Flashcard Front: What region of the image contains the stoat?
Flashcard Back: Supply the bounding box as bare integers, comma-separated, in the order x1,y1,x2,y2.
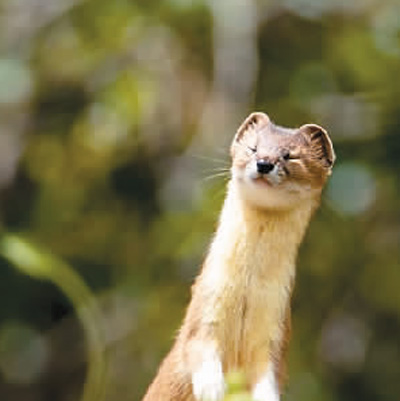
142,112,335,401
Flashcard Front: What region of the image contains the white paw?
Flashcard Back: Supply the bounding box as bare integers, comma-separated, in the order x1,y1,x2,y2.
192,358,226,401
252,365,280,401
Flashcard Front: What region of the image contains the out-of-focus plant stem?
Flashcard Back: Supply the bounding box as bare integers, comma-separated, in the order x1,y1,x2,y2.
0,234,107,401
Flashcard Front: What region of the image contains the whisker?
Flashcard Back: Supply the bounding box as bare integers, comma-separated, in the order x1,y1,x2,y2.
201,167,231,174
201,171,231,182
200,165,231,177
192,154,229,165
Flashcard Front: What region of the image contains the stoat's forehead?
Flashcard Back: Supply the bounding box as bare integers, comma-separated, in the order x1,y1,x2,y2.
256,125,306,157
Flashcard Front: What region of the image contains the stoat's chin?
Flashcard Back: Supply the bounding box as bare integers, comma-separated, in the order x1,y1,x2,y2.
232,171,314,211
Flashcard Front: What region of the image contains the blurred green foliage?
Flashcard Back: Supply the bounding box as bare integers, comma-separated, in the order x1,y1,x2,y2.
0,0,399,400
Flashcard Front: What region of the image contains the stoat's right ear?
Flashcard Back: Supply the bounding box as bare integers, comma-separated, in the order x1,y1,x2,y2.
231,112,270,157
234,112,270,143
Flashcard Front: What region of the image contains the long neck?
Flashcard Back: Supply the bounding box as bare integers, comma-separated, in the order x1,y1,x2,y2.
201,181,318,284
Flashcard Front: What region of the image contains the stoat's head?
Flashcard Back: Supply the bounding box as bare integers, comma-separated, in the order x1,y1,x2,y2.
230,112,335,210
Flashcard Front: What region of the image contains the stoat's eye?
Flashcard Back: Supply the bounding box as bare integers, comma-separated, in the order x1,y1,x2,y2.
282,151,299,161
248,146,257,153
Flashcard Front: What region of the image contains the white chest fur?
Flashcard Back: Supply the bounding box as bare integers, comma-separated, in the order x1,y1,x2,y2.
197,184,313,376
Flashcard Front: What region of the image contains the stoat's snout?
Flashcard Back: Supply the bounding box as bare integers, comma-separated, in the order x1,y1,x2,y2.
247,158,283,188
256,159,275,175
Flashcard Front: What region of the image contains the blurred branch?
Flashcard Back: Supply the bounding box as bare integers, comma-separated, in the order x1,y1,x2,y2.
207,0,258,103
0,235,107,401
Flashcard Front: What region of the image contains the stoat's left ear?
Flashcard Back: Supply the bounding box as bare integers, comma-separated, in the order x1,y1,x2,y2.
300,123,336,169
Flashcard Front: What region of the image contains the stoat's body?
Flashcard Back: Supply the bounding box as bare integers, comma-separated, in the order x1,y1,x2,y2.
142,112,335,401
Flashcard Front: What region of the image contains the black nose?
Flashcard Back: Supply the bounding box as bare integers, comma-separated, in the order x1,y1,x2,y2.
257,159,275,174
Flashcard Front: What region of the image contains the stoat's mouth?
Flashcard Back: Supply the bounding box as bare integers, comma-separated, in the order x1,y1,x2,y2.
253,176,272,187
234,169,280,189
249,172,274,187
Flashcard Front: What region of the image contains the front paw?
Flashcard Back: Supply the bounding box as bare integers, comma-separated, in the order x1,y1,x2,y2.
252,366,280,401
192,358,226,401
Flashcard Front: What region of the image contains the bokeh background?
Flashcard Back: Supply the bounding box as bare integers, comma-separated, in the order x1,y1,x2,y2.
0,0,399,400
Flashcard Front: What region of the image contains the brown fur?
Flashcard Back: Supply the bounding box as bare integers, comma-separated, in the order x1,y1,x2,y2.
142,112,335,401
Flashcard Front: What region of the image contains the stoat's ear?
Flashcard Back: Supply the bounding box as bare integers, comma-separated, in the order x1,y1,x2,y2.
234,112,270,142
300,123,335,169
